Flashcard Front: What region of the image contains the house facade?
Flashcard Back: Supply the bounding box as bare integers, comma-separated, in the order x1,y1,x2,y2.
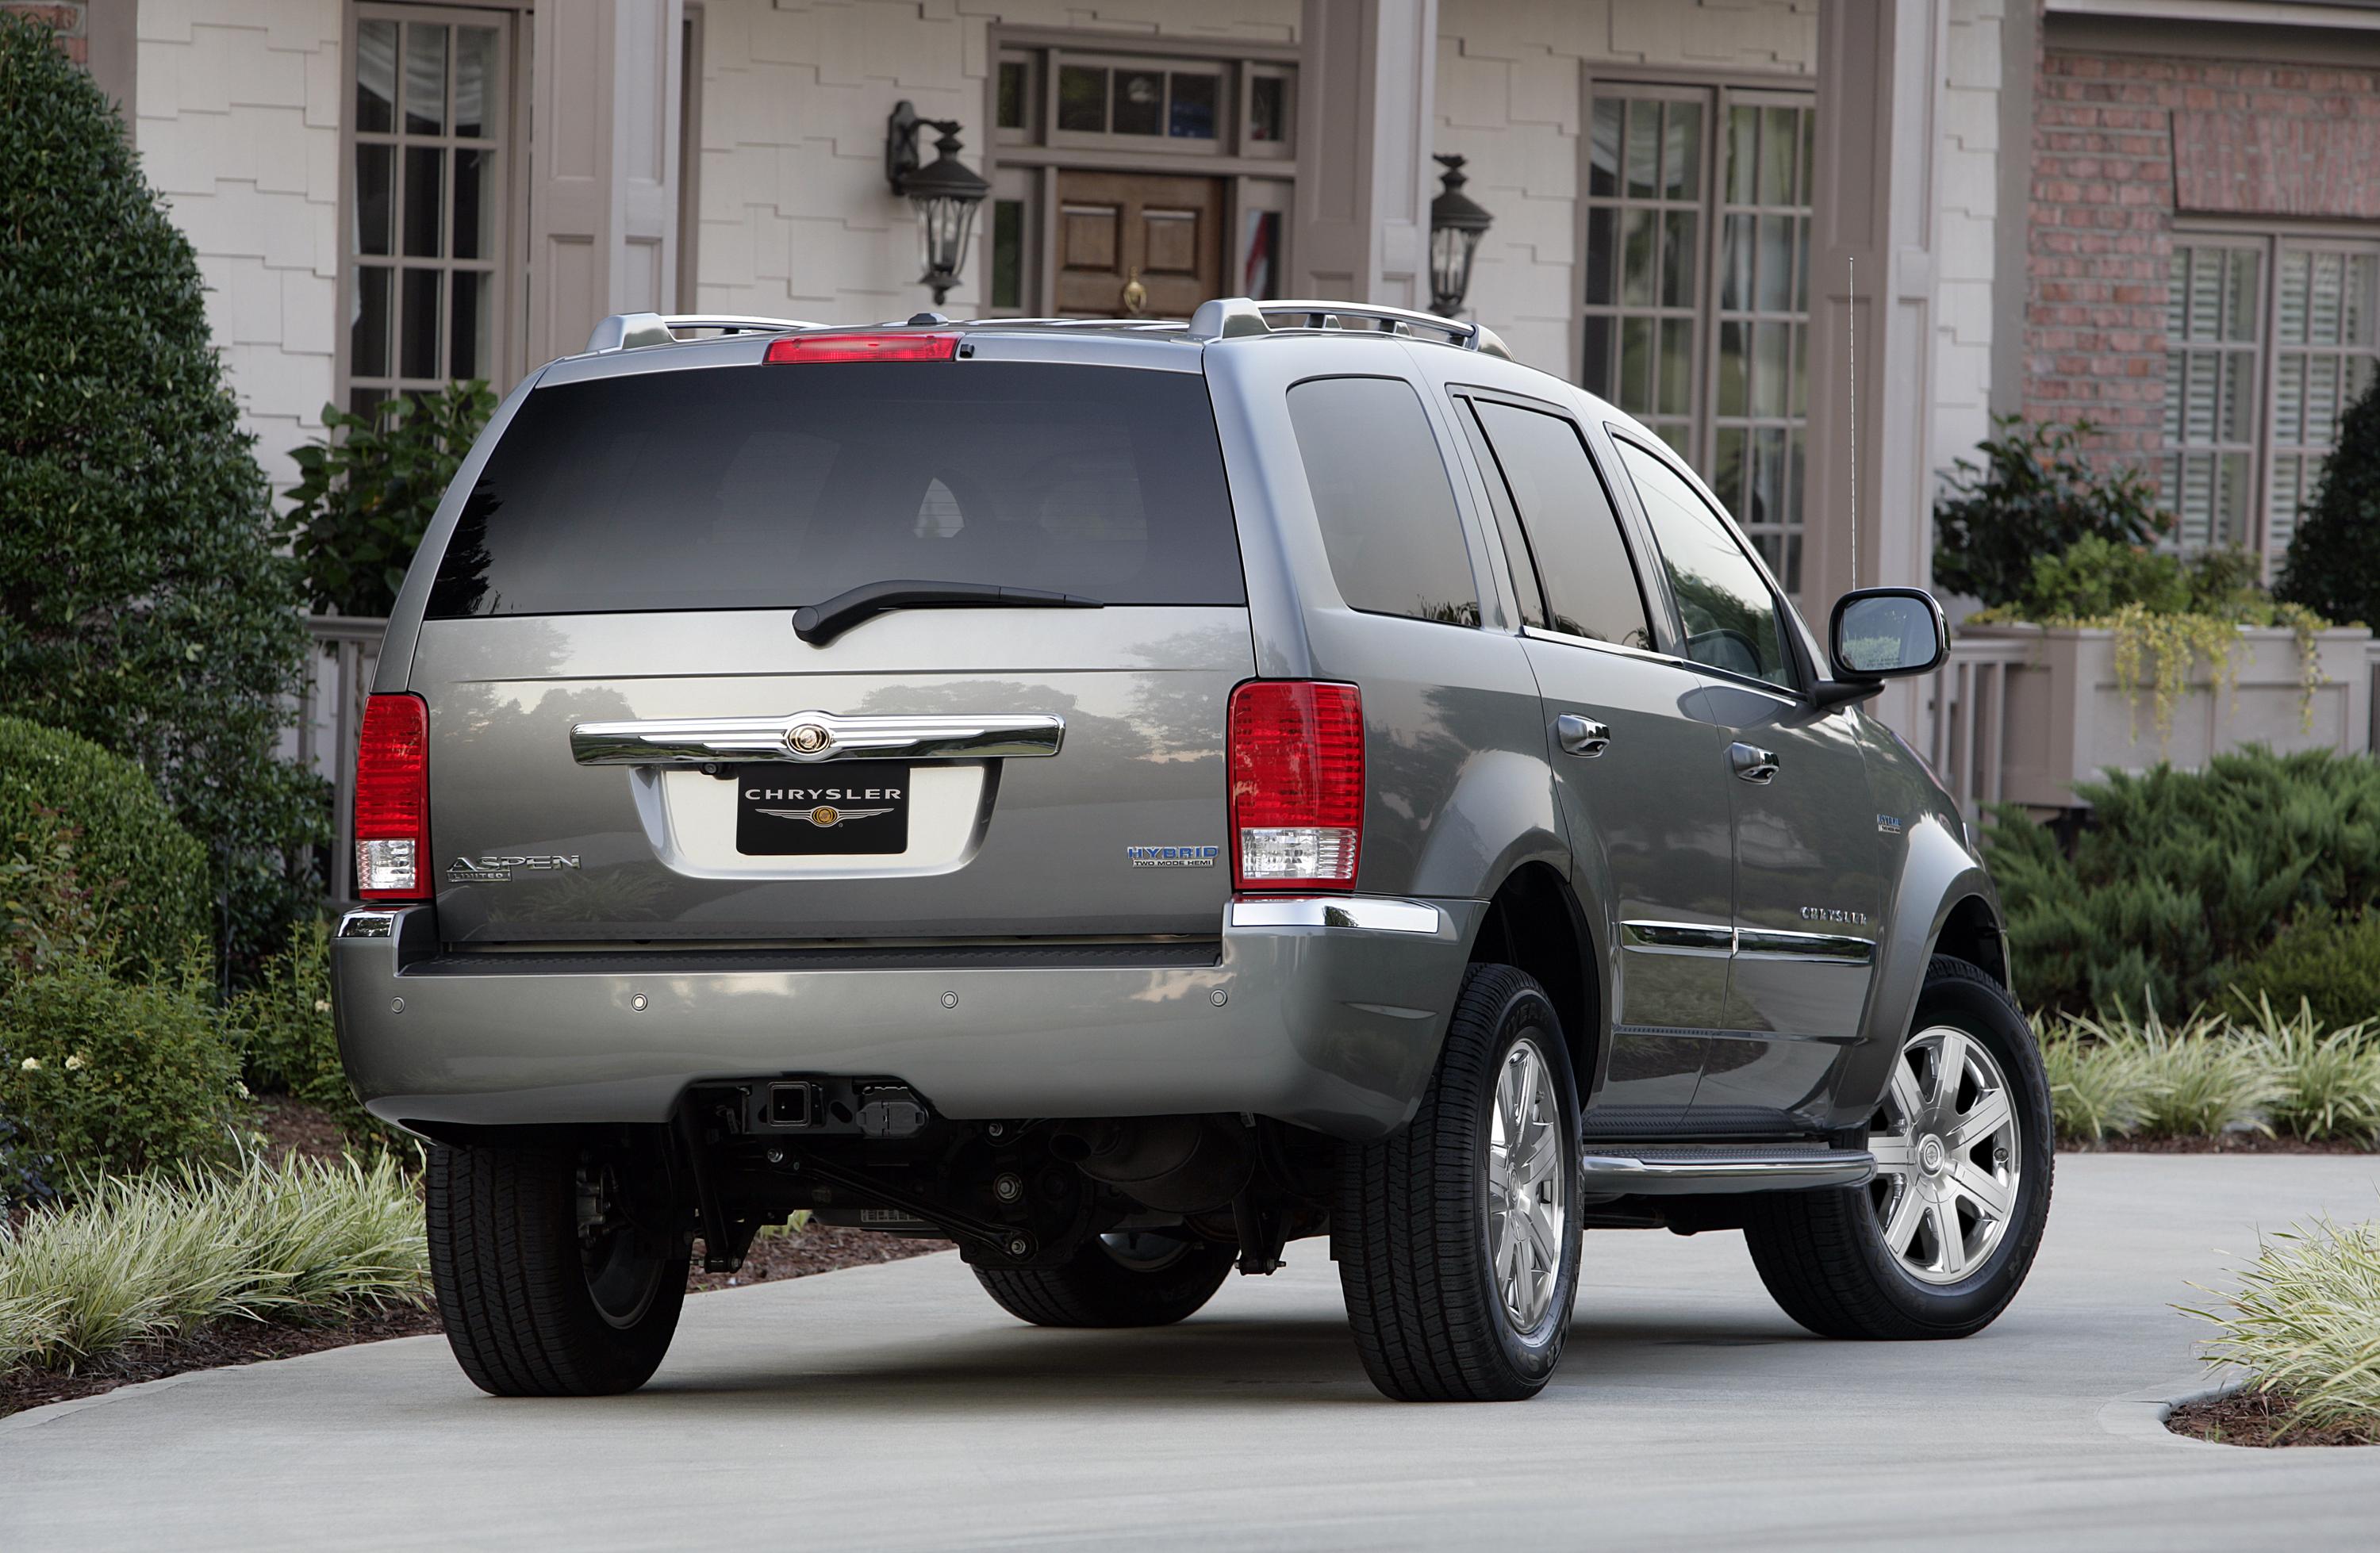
23,2,2380,681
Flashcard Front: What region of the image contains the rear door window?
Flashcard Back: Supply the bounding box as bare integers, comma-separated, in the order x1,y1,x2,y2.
426,362,1243,617
1465,400,1653,650
1286,376,1480,627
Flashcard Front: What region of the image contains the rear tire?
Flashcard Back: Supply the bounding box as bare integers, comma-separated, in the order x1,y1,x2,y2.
426,1138,689,1396
1742,955,2053,1340
1333,964,1583,1402
975,1232,1235,1327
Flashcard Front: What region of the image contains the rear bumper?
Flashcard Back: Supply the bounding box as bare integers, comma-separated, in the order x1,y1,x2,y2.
331,896,1485,1142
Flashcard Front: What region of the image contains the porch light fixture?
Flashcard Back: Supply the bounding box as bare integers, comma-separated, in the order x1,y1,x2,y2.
1428,155,1495,318
885,100,992,305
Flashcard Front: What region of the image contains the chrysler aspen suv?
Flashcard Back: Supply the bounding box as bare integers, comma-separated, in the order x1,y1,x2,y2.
333,299,2052,1403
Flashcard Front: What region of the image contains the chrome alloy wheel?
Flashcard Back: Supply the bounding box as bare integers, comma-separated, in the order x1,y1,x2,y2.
1868,1025,2022,1286
1487,1036,1567,1329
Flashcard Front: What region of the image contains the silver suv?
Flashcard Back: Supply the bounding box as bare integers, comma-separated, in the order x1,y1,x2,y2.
334,298,2052,1404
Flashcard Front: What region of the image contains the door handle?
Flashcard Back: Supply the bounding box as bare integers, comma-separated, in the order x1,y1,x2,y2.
1557,715,1612,758
1729,742,1779,784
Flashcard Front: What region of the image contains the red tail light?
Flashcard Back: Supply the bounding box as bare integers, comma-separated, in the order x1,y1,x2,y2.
355,692,430,900
1227,681,1364,892
765,332,961,364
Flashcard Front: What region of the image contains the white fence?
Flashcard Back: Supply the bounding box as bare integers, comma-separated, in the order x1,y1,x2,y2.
287,615,386,902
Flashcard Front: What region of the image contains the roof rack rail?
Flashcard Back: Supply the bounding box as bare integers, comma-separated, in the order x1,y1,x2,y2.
1184,297,1513,360
584,312,823,354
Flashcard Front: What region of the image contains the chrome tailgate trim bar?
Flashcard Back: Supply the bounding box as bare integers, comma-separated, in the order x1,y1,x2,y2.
570,710,1065,765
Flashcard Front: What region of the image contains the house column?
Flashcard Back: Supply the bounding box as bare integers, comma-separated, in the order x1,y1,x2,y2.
1802,0,1949,734
527,0,683,367
1292,0,1437,308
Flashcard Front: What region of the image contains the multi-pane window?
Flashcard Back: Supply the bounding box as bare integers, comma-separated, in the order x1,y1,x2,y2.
2163,236,2380,562
1582,86,1814,589
347,7,510,417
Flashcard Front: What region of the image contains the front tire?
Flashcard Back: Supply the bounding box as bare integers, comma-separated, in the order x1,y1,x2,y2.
975,1232,1236,1328
1743,955,2054,1339
426,1137,689,1396
1334,964,1583,1402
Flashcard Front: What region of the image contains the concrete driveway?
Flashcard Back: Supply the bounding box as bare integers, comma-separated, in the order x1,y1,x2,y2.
4,1154,2378,1550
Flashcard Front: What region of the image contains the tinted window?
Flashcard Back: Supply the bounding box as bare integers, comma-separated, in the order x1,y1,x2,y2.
1614,439,1794,688
1453,401,1546,630
426,362,1243,617
1468,401,1653,650
1287,377,1480,626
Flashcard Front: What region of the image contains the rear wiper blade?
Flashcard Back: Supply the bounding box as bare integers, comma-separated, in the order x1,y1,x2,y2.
793,579,1103,646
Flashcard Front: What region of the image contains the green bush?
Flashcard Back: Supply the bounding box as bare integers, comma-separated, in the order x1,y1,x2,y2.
0,961,245,1178
1985,748,2380,1017
227,920,387,1146
1996,535,2274,624
2276,367,2380,629
0,16,326,980
2225,915,2380,1033
1933,417,2172,609
0,718,206,980
0,1149,427,1372
280,382,497,618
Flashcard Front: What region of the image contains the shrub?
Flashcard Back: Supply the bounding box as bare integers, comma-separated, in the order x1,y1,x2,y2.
0,16,327,980
0,1149,428,1372
227,920,388,1146
0,718,206,980
0,961,245,1177
2276,367,2380,629
2225,914,2380,1033
1984,747,2380,1017
1933,417,2171,608
279,382,497,619
2187,1217,2380,1440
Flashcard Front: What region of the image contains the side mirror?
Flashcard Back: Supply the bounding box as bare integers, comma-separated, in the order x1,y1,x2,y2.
1829,587,1948,680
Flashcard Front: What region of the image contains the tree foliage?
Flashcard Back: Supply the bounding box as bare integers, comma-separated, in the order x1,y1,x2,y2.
0,16,325,975
1933,417,2171,608
2276,366,2380,628
280,382,496,618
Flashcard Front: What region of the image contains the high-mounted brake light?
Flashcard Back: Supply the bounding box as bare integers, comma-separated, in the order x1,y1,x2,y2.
355,693,431,900
764,332,961,364
1227,681,1364,892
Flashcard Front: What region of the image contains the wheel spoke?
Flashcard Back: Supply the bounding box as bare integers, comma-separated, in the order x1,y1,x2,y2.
1947,1087,2013,1151
1887,1060,1925,1129
1929,1198,1967,1278
1931,1030,1968,1118
1950,1160,2015,1221
1868,1132,1918,1172
1880,1181,1925,1255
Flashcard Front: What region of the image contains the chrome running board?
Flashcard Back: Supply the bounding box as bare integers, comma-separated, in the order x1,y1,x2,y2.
1578,1143,1875,1195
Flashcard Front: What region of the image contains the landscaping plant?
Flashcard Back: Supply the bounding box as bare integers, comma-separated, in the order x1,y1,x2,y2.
0,1149,428,1372
1933,416,2171,609
280,381,497,619
0,16,326,980
2238,995,2380,1144
0,718,207,981
228,920,392,1148
1984,748,2380,1018
2187,1218,2380,1441
0,960,246,1179
2225,914,2380,1033
2275,366,2380,631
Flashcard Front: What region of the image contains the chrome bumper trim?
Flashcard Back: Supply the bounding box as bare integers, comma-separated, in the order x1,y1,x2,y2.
337,910,401,939
1226,895,1445,935
569,710,1065,766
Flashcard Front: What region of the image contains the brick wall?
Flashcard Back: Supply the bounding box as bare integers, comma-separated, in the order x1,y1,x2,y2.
2025,46,2380,464
2,2,83,62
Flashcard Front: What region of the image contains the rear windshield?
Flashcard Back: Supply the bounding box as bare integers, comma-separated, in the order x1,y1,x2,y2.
425,361,1244,618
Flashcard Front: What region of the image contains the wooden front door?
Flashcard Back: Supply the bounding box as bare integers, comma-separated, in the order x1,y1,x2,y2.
1054,171,1225,320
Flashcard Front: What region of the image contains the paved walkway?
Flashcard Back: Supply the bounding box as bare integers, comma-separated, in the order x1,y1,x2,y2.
5,1155,2378,1550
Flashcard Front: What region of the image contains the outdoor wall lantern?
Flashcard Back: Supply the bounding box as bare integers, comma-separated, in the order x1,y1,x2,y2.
1428,155,1495,318
885,100,992,305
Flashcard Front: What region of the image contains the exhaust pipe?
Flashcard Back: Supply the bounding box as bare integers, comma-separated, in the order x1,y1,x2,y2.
1050,1117,1251,1214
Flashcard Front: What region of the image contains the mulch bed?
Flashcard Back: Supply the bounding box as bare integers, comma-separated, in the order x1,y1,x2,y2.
2062,1134,2377,1155
2167,1389,2380,1448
